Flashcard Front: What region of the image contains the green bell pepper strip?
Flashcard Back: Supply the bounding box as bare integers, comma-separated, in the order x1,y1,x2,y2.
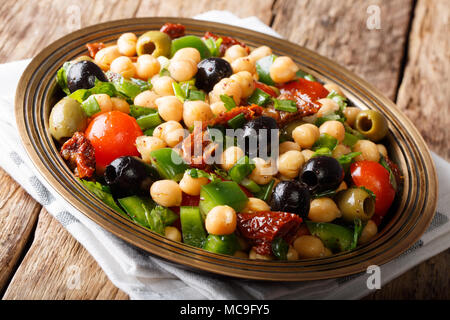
136,112,163,130
272,237,289,260
255,55,276,85
150,148,188,182
228,156,255,183
254,179,275,202
199,181,249,216
342,132,360,147
187,89,205,101
304,74,316,82
151,205,179,227
315,112,346,127
180,206,207,248
337,151,362,172
312,147,333,158
312,133,338,151
109,73,144,99
203,37,223,57
144,127,155,136
130,104,157,118
344,123,366,140
247,88,272,106
239,178,261,194
306,221,354,253
80,95,101,117
171,35,211,60
227,113,246,129
203,234,239,255
118,195,155,229
220,94,236,111
79,179,126,217
273,99,297,113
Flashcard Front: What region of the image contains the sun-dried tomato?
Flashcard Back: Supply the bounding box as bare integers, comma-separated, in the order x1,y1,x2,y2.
209,105,263,127
385,156,403,189
85,42,105,58
160,22,186,39
60,132,96,178
203,31,250,56
237,211,302,255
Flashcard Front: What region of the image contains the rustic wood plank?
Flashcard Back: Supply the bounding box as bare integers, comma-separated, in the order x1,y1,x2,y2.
0,169,41,293
396,0,450,160
0,0,273,64
271,0,413,101
2,209,128,300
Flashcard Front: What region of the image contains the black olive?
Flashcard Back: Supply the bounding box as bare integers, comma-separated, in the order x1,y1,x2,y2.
299,156,344,193
241,116,278,159
104,156,158,198
67,60,108,93
270,180,311,218
195,58,233,92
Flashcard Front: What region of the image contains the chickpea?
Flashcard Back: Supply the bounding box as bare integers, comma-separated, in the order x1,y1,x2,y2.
279,141,301,155
205,205,237,235
150,180,182,207
353,140,380,162
155,96,183,122
319,120,345,142
224,45,248,63
231,57,256,75
293,235,326,259
151,75,176,96
117,32,137,56
358,220,378,244
301,149,315,162
324,83,345,97
110,56,136,78
249,158,274,185
164,126,186,148
332,144,351,159
377,144,388,158
209,78,242,105
168,59,197,82
292,124,320,149
183,100,213,128
317,98,339,117
220,146,245,171
90,94,113,113
241,197,270,213
230,71,255,98
135,54,160,80
164,226,182,242
287,246,299,261
249,248,273,260
111,97,130,113
94,45,121,71
134,90,159,109
277,150,305,179
172,48,201,64
343,107,360,127
269,56,298,83
233,251,249,259
323,247,333,257
210,101,227,116
179,171,209,196
308,198,342,223
135,136,166,162
249,45,272,63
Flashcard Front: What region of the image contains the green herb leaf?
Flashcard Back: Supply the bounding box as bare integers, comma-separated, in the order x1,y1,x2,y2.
272,237,289,260
173,82,187,102
56,62,72,95
337,151,362,172
78,179,126,217
273,99,297,112
349,218,364,250
312,147,333,158
304,74,316,82
379,155,398,191
220,94,236,111
313,189,337,199
187,168,221,183
359,186,376,200
327,90,347,112
187,89,206,101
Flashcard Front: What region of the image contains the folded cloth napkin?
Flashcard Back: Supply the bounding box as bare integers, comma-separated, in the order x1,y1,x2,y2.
0,11,449,300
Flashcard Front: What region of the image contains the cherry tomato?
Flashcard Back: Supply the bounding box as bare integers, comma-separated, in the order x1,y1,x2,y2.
85,111,143,170
350,161,396,223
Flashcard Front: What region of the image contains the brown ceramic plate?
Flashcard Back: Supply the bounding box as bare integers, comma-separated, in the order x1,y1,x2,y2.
15,17,437,281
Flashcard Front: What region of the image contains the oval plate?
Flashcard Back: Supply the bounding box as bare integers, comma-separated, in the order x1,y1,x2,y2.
15,17,437,281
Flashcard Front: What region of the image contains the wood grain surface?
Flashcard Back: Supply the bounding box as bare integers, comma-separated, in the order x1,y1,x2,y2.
0,0,448,300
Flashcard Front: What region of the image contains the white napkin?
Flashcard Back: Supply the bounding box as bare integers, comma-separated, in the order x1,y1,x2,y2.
1,11,449,300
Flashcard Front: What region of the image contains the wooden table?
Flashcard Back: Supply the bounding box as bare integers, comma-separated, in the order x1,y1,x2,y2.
0,0,448,300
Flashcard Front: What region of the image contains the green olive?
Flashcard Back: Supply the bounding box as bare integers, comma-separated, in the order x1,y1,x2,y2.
49,97,88,141
73,55,94,63
280,119,306,142
336,187,375,222
354,110,388,142
136,31,171,57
